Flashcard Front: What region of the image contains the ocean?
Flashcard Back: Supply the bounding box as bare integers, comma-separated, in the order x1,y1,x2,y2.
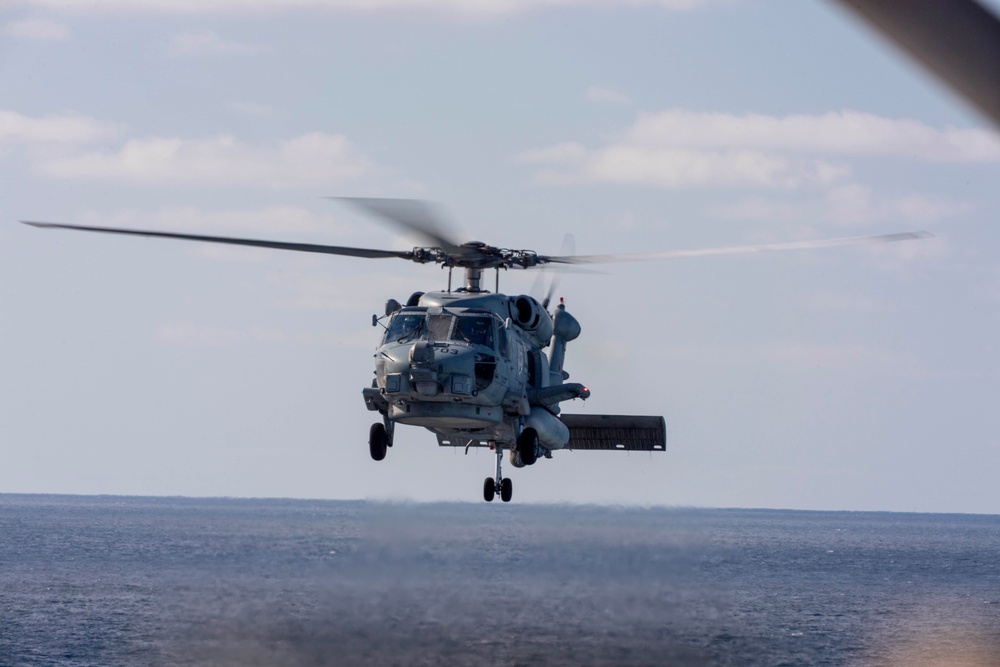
1,495,998,666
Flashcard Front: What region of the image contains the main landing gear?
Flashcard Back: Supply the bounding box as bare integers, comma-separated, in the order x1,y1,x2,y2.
483,446,513,503
369,418,393,461
517,427,538,466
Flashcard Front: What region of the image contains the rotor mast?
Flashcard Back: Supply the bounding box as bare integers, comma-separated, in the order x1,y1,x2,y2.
464,267,484,292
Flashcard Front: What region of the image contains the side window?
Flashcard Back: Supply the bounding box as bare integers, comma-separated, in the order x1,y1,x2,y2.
497,321,508,358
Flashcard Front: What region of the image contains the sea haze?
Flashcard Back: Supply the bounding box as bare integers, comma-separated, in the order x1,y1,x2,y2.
1,495,998,666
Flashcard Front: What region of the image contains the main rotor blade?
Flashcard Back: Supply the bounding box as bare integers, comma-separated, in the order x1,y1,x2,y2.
830,0,1000,127
548,231,933,264
20,221,411,260
541,233,575,308
332,197,464,250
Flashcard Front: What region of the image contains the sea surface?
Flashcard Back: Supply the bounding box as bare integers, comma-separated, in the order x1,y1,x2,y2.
1,495,999,666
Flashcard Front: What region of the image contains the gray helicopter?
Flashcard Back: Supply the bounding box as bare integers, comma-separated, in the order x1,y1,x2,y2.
22,198,930,502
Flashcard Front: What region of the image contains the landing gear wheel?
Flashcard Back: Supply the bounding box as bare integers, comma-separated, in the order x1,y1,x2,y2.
369,422,388,461
483,477,496,502
500,477,513,503
517,427,538,466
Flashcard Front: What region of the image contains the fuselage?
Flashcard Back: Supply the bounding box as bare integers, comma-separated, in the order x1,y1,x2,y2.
363,287,587,454
372,291,531,444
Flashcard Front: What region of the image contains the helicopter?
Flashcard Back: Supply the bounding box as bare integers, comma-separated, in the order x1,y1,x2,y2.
22,198,930,502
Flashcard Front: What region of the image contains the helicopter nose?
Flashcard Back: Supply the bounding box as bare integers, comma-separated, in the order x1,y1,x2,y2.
405,342,480,398
409,340,435,365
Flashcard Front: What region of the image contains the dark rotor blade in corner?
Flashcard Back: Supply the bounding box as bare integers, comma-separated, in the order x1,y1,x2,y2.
331,197,464,250
20,221,412,260
546,231,933,264
830,0,1000,127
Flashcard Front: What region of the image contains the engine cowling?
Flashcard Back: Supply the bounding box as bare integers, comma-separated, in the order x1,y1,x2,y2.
509,295,553,348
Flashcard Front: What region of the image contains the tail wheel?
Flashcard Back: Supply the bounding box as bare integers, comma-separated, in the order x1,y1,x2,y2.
500,477,513,503
483,477,496,502
517,427,538,466
369,423,388,461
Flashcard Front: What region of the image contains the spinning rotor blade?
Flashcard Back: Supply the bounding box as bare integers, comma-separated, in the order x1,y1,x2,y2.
332,197,465,251
540,233,575,308
547,231,933,264
830,0,1000,127
20,221,411,260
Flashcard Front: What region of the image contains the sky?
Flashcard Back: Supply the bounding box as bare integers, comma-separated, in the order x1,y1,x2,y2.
2,0,999,513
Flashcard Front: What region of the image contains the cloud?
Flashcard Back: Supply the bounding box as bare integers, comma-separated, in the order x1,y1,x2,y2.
168,29,265,56
824,184,970,226
0,110,117,146
2,17,70,39
18,0,712,16
38,132,373,188
709,196,802,221
586,86,631,106
3,110,373,189
622,109,1000,161
515,109,1000,190
517,142,850,189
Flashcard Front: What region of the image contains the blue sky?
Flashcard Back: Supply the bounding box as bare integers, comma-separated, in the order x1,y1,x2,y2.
2,0,999,512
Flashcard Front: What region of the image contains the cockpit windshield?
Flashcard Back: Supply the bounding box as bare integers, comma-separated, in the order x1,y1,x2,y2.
425,314,454,341
384,310,496,349
451,315,494,348
384,311,425,344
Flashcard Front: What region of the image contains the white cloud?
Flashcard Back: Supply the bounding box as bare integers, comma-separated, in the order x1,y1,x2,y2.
38,132,373,188
824,184,969,226
623,109,1000,161
0,110,117,146
168,29,264,56
3,110,373,190
19,0,711,16
709,196,802,221
586,86,631,106
2,17,70,39
586,146,849,189
516,109,1000,191
518,143,850,189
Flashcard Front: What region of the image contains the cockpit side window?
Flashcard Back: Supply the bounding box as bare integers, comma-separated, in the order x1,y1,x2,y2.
452,315,494,348
384,312,425,344
497,321,508,357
